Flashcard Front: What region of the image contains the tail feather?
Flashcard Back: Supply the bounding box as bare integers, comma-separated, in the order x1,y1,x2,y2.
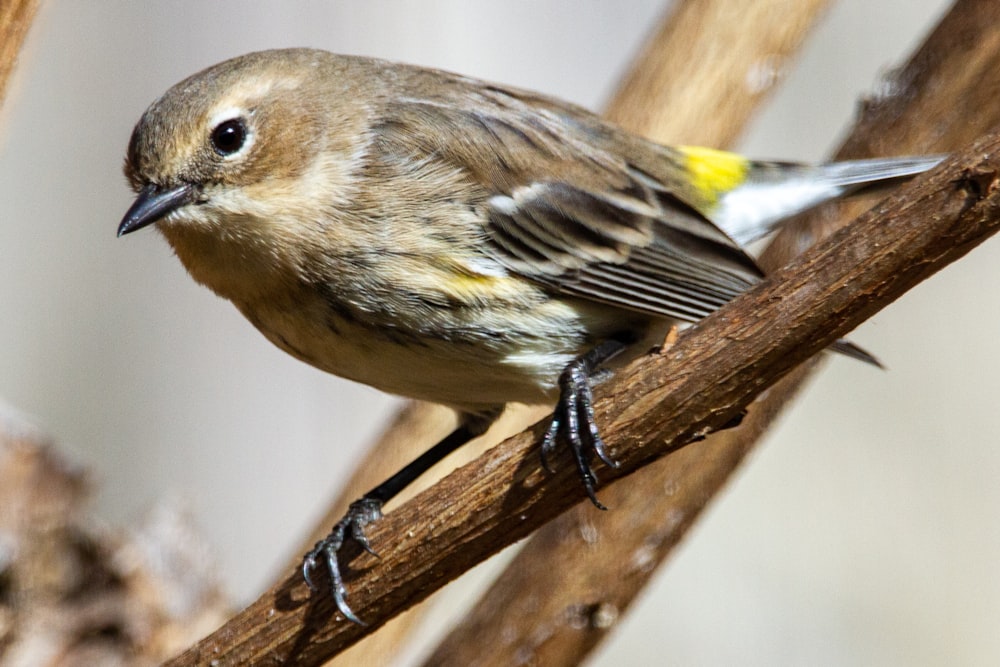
830,338,883,368
819,154,945,189
713,154,944,245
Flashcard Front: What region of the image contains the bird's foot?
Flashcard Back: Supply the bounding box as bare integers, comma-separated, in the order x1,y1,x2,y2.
540,339,627,510
302,497,383,625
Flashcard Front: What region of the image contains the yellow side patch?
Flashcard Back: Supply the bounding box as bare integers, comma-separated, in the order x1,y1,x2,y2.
436,259,513,304
678,146,750,205
446,271,499,295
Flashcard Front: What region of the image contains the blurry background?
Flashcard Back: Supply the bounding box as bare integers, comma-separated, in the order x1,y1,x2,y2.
2,1,996,664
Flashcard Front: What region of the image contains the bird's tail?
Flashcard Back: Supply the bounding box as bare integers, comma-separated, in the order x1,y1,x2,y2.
830,338,882,368
706,153,944,245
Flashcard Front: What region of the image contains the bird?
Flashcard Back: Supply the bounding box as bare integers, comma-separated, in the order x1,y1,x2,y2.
118,47,941,623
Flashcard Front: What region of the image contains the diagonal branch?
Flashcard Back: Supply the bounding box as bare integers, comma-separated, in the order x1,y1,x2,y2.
604,0,832,143
164,125,1000,665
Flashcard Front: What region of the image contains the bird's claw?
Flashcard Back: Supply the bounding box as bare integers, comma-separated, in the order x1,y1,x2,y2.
542,350,622,510
302,497,384,625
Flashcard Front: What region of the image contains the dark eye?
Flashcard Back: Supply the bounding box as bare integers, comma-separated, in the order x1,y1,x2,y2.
210,118,247,156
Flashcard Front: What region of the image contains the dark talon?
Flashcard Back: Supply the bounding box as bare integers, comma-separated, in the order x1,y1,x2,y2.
301,497,384,625
542,338,629,509
583,391,618,469
540,416,560,473
300,419,494,622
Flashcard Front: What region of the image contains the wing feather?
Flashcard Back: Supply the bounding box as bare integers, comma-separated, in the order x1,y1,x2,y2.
373,79,765,323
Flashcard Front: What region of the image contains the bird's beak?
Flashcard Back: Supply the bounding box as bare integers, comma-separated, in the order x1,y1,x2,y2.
117,183,196,237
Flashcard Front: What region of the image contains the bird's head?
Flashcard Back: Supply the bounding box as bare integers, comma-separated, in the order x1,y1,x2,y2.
119,48,371,295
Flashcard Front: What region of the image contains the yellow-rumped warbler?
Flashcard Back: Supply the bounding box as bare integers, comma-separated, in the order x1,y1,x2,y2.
118,48,940,622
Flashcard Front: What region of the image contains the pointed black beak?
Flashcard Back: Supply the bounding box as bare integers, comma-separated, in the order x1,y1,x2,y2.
117,183,196,237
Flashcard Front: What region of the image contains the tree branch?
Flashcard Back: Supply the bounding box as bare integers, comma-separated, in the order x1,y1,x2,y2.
163,129,1000,667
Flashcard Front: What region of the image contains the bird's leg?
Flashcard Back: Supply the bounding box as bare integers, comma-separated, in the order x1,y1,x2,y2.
302,413,495,624
541,337,630,510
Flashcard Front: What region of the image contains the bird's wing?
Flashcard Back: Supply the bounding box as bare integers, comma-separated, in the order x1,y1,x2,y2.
373,78,763,323
483,175,762,322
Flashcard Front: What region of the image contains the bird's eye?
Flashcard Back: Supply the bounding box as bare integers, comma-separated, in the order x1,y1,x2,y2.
210,118,247,156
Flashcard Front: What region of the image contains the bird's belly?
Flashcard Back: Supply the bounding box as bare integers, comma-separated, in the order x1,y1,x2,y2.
235,292,603,411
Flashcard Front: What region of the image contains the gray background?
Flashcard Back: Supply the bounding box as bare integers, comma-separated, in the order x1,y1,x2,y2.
2,1,996,664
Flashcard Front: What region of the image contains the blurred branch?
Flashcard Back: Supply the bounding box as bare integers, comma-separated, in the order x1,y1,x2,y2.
0,406,231,664
0,0,38,112
163,111,1000,667
425,0,1000,663
604,0,832,144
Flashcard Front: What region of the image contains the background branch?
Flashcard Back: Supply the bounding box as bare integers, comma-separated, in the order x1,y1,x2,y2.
0,0,38,113
164,103,1000,667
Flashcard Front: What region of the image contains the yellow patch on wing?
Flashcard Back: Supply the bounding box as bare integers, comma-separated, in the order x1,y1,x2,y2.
678,146,750,205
